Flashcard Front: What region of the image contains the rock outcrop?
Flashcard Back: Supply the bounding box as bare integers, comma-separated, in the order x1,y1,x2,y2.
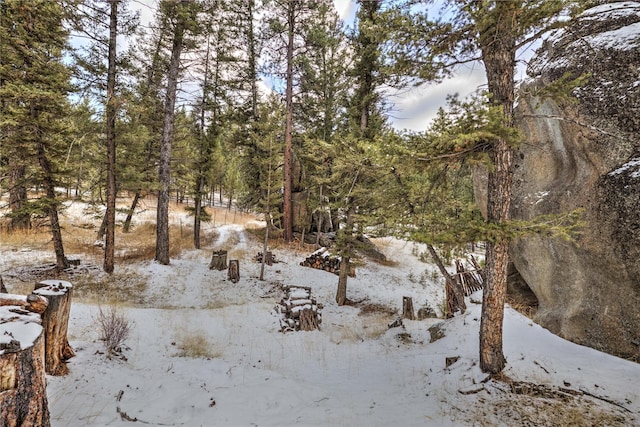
510,1,640,359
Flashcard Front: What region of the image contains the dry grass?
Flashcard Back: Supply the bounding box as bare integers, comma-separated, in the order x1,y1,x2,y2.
172,329,221,359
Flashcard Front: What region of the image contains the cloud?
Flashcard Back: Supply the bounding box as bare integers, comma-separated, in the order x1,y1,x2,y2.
387,65,487,132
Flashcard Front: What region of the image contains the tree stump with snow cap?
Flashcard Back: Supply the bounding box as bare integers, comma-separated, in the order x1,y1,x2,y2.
33,279,75,376
0,293,51,427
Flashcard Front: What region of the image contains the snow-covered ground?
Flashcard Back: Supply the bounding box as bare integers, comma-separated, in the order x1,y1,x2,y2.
2,201,639,426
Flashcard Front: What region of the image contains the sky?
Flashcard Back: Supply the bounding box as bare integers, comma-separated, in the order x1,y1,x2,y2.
126,0,489,133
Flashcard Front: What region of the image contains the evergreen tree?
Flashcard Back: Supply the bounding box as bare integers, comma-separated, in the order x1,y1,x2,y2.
384,0,584,373
0,0,75,269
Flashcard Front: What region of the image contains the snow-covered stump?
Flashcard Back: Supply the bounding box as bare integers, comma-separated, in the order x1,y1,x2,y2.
276,285,322,332
0,293,51,427
33,280,75,376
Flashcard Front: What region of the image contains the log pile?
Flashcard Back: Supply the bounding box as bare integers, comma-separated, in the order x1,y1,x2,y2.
0,293,51,426
275,285,322,332
300,247,355,277
454,258,484,296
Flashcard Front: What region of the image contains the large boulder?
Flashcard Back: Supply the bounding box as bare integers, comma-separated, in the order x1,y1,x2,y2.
510,1,640,359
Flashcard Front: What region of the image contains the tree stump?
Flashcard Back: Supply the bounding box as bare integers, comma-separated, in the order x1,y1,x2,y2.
33,280,75,376
264,251,274,266
0,293,51,427
209,250,228,271
228,260,240,283
402,296,415,320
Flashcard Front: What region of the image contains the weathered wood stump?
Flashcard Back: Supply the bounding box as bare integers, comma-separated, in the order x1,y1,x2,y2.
0,293,51,427
209,250,228,271
228,260,240,283
402,296,415,320
33,280,75,376
254,251,275,266
0,276,7,293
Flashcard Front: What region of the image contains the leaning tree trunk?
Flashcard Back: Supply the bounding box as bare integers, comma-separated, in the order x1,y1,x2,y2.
37,140,68,271
478,1,517,375
426,244,466,316
0,293,51,427
33,280,75,376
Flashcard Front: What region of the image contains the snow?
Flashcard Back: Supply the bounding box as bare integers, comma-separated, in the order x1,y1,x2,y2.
609,157,640,178
0,297,43,354
2,202,639,425
34,279,73,296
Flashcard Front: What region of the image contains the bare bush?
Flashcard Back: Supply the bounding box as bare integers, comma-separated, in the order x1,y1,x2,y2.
97,305,132,357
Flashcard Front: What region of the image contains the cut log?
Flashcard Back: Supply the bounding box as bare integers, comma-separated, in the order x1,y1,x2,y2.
228,260,240,283
33,280,75,376
209,250,228,271
0,293,48,315
0,299,51,427
402,296,415,320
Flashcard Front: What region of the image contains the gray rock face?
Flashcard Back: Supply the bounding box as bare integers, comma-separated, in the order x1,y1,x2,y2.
511,1,640,359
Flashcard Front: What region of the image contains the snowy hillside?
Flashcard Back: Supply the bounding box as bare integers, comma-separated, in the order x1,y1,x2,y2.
1,201,639,426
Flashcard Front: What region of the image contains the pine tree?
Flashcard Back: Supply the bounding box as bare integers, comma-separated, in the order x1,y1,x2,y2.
384,0,584,373
0,0,75,269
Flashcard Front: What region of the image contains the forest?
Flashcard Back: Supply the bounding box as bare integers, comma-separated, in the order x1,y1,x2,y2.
4,1,628,424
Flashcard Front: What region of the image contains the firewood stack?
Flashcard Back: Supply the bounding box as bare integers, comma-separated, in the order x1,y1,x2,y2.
454,258,484,296
300,247,354,277
275,285,322,332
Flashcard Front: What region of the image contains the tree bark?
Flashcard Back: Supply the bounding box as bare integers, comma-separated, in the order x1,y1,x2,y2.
33,280,75,376
156,4,187,265
0,296,50,427
282,0,295,242
208,250,227,271
36,139,68,271
336,206,354,306
228,260,240,283
104,0,118,274
478,1,517,375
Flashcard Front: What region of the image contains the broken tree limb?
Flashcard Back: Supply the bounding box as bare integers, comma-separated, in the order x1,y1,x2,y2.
427,244,466,316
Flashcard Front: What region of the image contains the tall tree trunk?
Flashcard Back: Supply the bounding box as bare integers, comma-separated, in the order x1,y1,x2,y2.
478,1,517,375
336,205,354,306
37,141,68,271
156,9,186,265
104,0,118,273
282,0,295,242
194,35,211,250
